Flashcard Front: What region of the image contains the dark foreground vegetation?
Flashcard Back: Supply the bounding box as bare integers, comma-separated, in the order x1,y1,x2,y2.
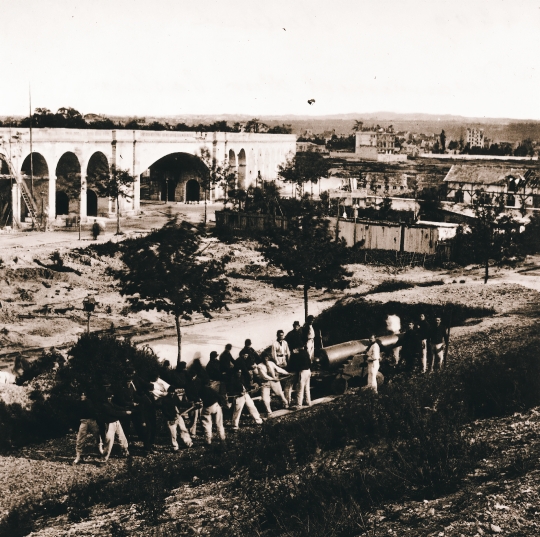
2,314,540,535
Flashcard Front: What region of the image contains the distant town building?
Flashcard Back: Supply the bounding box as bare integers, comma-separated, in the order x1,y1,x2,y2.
296,141,328,153
466,128,485,148
444,165,540,210
355,125,396,160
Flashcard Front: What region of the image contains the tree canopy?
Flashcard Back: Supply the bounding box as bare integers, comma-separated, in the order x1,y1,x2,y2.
278,152,331,197
455,189,523,283
88,166,136,234
260,213,350,320
118,220,229,362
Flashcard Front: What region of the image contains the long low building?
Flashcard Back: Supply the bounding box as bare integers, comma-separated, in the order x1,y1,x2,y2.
0,128,296,226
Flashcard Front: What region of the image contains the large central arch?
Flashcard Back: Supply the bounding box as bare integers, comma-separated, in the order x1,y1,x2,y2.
141,152,208,203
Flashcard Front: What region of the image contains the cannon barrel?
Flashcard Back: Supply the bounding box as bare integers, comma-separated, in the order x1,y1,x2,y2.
316,332,406,370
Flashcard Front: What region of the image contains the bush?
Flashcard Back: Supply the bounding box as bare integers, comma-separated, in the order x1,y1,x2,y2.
65,333,161,395
16,348,65,385
316,299,493,346
0,335,161,452
367,280,415,294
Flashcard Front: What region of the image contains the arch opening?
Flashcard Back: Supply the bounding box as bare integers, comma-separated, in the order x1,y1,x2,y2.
56,191,70,215
55,152,81,217
20,152,50,221
140,152,208,203
186,179,201,202
87,189,98,217
87,152,110,217
238,149,246,189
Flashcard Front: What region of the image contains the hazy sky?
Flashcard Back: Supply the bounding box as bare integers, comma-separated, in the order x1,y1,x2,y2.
1,0,539,119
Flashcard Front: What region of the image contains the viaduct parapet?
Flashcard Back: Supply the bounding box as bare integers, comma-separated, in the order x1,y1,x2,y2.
0,128,296,225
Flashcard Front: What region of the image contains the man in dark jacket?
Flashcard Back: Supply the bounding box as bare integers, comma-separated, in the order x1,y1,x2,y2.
96,390,132,462
431,317,449,371
167,361,189,389
73,392,104,465
286,345,312,408
114,370,144,444
400,321,422,373
161,386,195,450
197,381,229,445
285,321,304,354
206,351,221,392
219,344,235,373
229,355,263,430
239,339,260,365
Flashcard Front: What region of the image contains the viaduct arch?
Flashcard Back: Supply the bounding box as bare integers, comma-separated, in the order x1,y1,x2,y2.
0,129,296,226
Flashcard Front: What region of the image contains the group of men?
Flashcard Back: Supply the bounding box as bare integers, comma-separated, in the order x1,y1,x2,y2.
361,314,449,394
398,314,449,374
73,317,318,464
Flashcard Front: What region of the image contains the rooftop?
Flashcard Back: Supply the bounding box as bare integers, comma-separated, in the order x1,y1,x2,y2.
443,165,529,185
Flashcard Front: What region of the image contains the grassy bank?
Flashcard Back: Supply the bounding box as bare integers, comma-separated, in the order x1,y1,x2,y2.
2,321,540,536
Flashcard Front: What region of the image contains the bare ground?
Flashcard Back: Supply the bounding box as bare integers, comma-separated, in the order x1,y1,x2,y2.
2,210,540,535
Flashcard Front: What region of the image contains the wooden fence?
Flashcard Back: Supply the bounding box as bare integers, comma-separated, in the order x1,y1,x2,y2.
215,211,288,231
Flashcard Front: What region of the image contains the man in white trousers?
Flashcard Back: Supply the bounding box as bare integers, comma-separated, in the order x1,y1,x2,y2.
366,334,380,393
254,355,290,414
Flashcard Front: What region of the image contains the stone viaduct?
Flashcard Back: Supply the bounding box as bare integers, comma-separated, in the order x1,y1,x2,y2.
0,128,296,225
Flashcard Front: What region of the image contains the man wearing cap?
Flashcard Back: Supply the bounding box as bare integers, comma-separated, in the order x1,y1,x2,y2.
271,330,290,368
239,339,260,365
285,321,304,354
161,386,194,451
286,345,312,408
219,343,236,392
303,316,316,361
206,351,222,392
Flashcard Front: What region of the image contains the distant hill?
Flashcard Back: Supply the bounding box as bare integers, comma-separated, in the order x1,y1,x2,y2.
132,112,540,142
2,111,539,142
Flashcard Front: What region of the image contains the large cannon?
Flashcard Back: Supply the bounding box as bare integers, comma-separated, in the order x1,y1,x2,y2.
313,332,406,394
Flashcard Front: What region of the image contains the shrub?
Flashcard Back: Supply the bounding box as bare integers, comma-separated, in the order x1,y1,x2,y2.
65,333,161,395
367,280,415,294
0,335,161,452
16,348,65,385
317,299,493,346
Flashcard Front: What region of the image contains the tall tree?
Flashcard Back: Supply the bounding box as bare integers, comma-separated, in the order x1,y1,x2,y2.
260,213,350,320
352,120,364,132
118,220,229,362
267,124,293,134
244,118,269,133
468,189,512,284
198,148,238,221
440,130,446,153
278,152,330,198
89,166,136,235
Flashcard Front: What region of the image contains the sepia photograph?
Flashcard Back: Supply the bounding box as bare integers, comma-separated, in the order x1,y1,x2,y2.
1,0,540,535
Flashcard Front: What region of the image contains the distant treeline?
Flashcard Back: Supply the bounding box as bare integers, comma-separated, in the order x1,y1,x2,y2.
0,108,293,134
